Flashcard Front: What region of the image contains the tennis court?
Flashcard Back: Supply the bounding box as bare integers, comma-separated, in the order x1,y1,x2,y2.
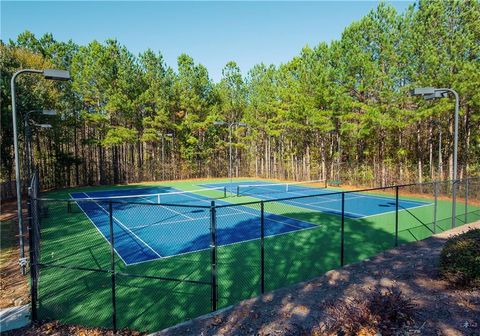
201,181,431,218
69,186,317,265
33,177,479,333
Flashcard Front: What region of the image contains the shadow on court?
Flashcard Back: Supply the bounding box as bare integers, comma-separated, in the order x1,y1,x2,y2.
33,188,480,333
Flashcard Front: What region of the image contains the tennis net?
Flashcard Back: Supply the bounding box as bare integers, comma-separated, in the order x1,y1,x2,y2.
67,186,227,212
236,180,327,196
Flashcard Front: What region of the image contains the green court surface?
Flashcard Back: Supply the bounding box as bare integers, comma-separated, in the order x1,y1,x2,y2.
35,179,480,333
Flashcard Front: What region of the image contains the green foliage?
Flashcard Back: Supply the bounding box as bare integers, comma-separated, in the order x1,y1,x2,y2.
103,127,138,147
1,1,479,185
440,229,480,288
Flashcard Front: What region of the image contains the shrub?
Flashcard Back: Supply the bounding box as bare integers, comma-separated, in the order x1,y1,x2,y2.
439,228,480,288
324,287,416,336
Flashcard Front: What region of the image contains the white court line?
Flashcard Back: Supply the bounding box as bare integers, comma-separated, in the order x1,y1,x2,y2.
162,190,316,231
72,190,318,267
125,218,321,266
138,196,195,220
79,192,162,258
125,193,321,266
284,199,367,217
360,203,434,219
241,187,430,219
300,194,362,206
68,193,129,266
72,188,326,266
131,213,224,230
218,202,317,230
286,197,433,219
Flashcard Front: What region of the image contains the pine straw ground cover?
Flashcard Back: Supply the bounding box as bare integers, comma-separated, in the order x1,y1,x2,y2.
1,321,144,336
153,222,480,336
0,201,29,308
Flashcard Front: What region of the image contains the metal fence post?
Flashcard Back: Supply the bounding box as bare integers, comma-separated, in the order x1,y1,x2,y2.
452,179,457,228
395,186,399,247
27,187,37,321
340,193,345,267
260,201,265,294
108,202,117,332
210,201,218,311
433,181,438,233
464,178,469,224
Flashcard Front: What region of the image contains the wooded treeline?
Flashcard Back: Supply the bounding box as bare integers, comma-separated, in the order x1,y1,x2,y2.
1,0,479,191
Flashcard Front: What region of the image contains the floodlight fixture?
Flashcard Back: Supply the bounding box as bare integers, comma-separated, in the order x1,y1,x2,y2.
43,69,71,81
411,87,436,96
410,86,460,229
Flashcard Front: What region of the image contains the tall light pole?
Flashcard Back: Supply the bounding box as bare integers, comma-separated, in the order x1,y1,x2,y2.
24,110,57,183
411,87,460,228
11,69,70,274
213,121,247,191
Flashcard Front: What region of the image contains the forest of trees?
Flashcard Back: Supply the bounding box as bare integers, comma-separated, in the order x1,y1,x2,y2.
1,0,479,192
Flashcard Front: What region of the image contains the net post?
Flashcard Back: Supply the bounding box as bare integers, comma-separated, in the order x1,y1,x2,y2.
108,201,117,332
157,194,161,204
27,186,38,321
67,200,71,213
452,179,457,228
340,192,345,267
260,201,265,294
464,178,469,224
210,200,218,311
223,186,227,198
395,186,399,247
236,185,240,197
433,181,438,233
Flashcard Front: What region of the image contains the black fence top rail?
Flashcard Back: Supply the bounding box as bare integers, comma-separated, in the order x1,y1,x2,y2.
35,177,479,209
37,262,211,286
37,197,213,209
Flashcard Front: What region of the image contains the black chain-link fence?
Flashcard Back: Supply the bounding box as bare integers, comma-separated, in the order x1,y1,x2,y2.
28,177,480,333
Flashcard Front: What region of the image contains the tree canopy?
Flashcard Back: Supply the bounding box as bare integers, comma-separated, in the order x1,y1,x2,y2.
1,0,479,189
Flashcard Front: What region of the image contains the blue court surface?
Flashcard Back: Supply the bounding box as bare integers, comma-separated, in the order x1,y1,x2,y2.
201,181,431,219
70,187,316,265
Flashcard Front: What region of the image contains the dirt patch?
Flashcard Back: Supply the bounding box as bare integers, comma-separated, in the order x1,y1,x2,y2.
0,200,29,309
154,222,480,336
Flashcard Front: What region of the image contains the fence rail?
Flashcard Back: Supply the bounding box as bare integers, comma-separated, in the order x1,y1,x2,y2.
28,176,480,333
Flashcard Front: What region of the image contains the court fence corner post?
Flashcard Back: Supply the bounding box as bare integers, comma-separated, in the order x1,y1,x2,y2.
340,192,345,267
27,187,38,321
108,201,117,333
260,201,265,294
433,181,439,233
395,186,399,247
210,201,218,311
464,178,469,224
452,179,457,229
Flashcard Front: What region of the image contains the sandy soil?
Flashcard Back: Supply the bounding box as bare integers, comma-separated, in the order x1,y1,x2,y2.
0,201,29,309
